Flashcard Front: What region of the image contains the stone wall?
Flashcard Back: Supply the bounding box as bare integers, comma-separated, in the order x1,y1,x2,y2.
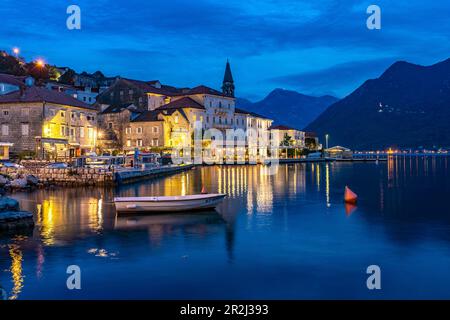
0,167,114,186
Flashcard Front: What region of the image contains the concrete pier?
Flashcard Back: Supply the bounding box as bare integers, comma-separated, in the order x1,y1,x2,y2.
114,164,195,185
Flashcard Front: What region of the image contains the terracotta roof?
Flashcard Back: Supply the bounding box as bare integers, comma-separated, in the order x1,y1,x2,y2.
270,125,301,131
122,78,181,96
0,85,95,109
0,73,25,87
305,132,317,138
187,85,225,96
100,103,140,114
234,107,271,120
157,97,205,110
132,110,162,122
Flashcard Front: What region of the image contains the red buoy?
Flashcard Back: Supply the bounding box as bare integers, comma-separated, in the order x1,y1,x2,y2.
344,186,358,204
201,186,208,194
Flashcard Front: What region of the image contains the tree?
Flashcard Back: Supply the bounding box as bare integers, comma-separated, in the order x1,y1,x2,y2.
0,54,27,76
281,133,293,147
25,62,51,85
58,68,76,85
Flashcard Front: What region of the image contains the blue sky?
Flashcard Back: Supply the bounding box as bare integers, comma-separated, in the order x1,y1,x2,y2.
1,0,450,100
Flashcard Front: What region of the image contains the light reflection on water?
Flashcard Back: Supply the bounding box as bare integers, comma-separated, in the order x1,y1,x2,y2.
0,155,449,299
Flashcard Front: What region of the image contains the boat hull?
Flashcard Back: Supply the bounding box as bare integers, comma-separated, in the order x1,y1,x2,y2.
114,194,226,213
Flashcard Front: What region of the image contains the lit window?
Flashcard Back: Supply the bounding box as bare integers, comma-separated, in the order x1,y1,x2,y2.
174,115,179,124
126,127,131,134
136,139,143,147
80,127,85,138
126,140,131,147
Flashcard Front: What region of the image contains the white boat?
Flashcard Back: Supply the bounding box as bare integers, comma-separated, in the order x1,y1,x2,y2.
114,193,226,212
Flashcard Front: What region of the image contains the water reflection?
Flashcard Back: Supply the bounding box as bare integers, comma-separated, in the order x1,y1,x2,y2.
1,156,450,299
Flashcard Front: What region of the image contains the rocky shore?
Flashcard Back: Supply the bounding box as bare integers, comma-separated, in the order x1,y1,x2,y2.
0,173,43,193
0,196,34,231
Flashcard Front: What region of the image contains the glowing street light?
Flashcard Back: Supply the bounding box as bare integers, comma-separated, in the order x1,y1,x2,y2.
35,59,45,67
12,47,20,57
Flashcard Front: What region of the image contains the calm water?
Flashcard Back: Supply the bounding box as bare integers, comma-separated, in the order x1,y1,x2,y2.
1,156,450,299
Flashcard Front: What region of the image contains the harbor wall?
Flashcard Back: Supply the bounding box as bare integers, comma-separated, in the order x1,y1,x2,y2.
0,164,194,187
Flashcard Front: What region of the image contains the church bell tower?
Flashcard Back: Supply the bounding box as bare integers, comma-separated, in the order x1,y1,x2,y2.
222,59,235,97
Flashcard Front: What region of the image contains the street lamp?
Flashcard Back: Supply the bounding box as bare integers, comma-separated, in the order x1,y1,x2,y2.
35,59,45,67
12,47,19,58
325,134,329,149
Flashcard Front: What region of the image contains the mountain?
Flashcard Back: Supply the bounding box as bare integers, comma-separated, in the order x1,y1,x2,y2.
305,58,450,150
237,89,338,129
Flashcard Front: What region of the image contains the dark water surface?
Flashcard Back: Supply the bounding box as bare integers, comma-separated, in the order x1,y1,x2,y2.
1,156,450,299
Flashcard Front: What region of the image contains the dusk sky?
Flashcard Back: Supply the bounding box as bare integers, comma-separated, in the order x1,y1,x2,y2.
1,0,450,100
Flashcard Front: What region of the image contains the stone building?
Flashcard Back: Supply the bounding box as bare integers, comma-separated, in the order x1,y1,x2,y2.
125,111,165,151
97,103,142,152
0,74,98,159
96,78,182,111
270,125,306,148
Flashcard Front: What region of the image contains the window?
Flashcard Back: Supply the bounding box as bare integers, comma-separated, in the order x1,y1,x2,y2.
71,112,75,119
21,108,30,117
219,101,222,108
152,138,159,146
60,125,65,136
70,128,75,137
61,111,66,118
126,140,131,147
126,127,131,134
129,89,134,95
137,127,143,134
3,110,8,116
120,91,124,96
80,127,85,138
88,127,94,139
152,126,159,134
108,122,113,129
83,97,87,102
136,139,143,147
1,124,9,136
174,115,179,124
21,123,29,136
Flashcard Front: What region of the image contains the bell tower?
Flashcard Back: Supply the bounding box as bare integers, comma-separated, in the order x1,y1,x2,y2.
222,59,235,97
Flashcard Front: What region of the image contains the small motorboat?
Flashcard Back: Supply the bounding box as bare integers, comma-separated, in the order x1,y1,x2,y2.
114,193,226,213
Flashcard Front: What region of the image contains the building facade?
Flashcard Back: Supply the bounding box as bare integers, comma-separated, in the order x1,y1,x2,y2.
0,74,98,159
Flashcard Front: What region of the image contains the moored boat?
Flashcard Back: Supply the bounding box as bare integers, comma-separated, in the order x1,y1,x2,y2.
114,193,226,212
